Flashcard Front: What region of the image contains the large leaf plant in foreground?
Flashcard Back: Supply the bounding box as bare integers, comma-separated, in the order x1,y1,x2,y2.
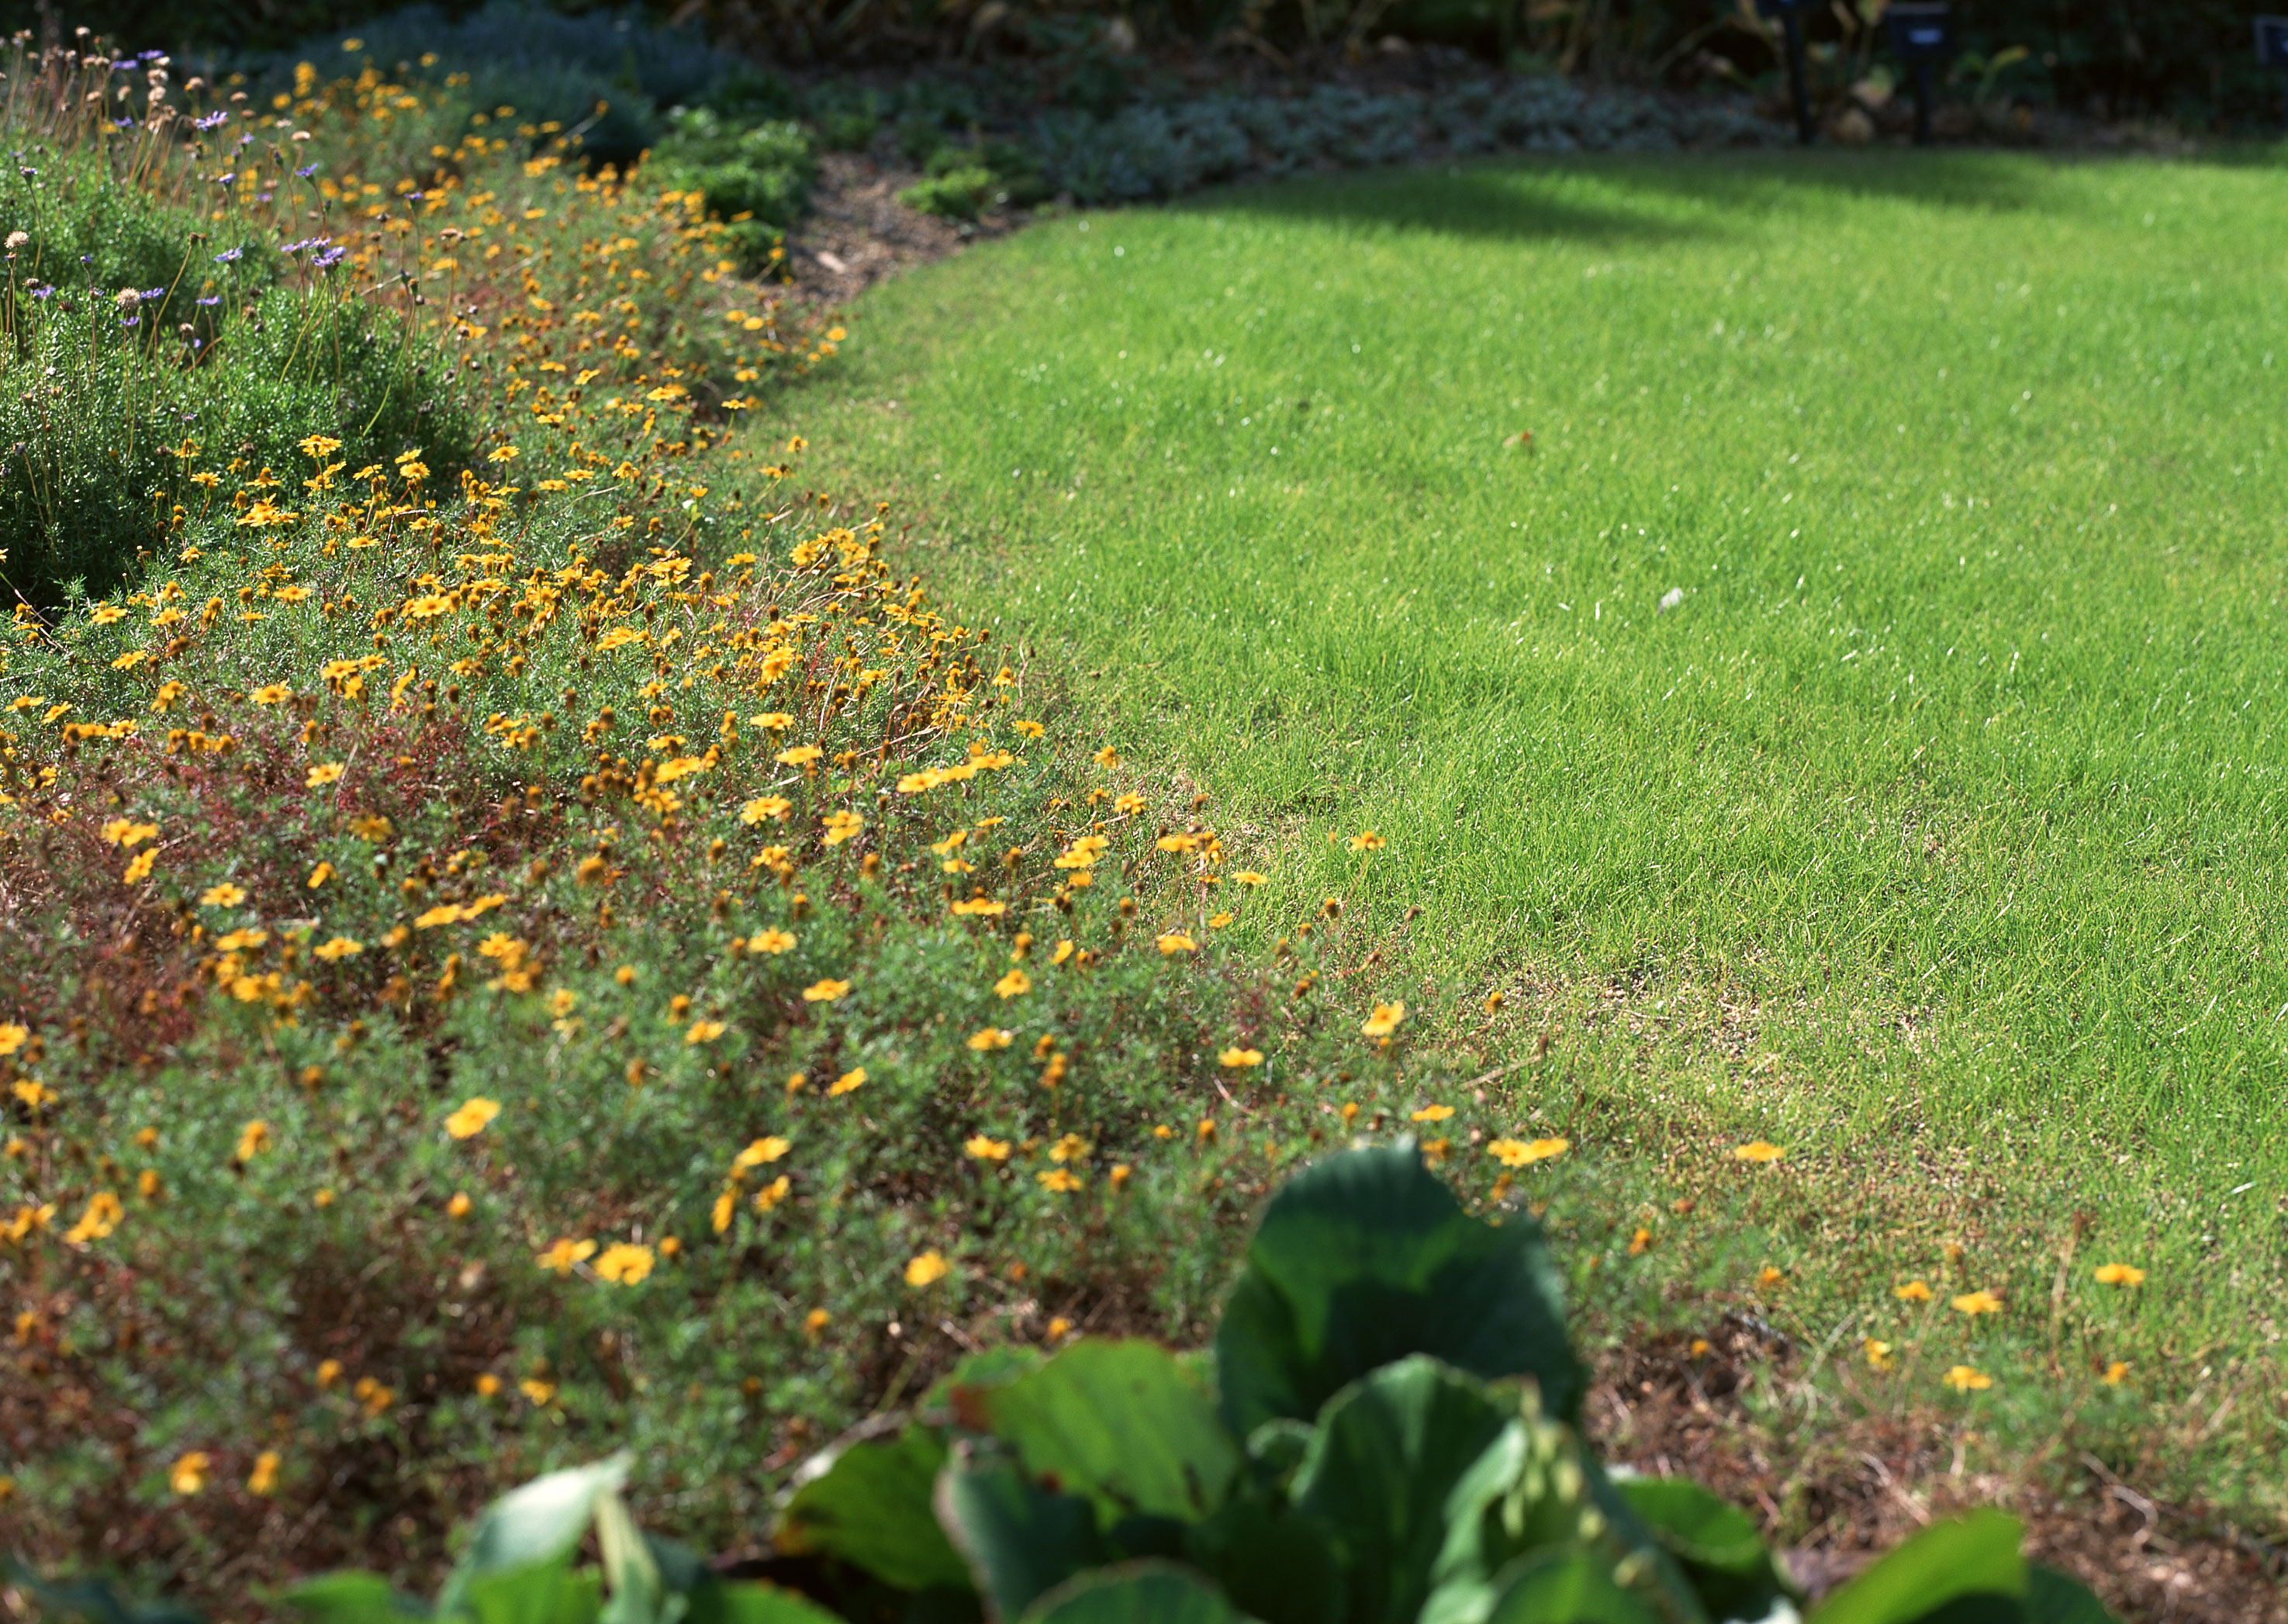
12,1147,2119,1624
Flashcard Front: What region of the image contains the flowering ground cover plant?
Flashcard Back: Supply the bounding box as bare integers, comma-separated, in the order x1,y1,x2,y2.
0,26,1579,1603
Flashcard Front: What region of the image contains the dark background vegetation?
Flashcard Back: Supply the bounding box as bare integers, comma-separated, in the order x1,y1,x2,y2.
12,0,2285,131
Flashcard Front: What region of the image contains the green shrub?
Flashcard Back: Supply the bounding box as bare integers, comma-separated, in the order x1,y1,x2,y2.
898,140,1045,220
0,285,471,603
11,1149,2121,1624
650,108,815,271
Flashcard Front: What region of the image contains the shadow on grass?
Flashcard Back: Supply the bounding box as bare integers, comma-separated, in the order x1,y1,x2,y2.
1192,147,2109,248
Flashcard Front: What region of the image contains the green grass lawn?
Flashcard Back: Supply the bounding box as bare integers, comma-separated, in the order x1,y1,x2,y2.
794,150,2288,1508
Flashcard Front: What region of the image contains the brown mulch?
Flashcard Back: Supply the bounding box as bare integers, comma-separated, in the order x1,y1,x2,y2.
1588,1322,2286,1624
780,151,1021,308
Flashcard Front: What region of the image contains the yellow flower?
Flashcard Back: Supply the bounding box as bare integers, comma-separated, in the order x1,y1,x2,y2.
1409,1104,1453,1123
1732,1140,1785,1163
124,849,157,883
1347,830,1385,852
536,1237,596,1274
1488,1136,1570,1167
316,1360,343,1389
804,1308,832,1338
1038,1168,1084,1193
0,1024,25,1056
199,883,248,908
1219,1047,1263,1068
234,1120,272,1162
444,1097,502,1139
1951,1290,2003,1316
520,1379,557,1406
775,744,823,767
904,1249,950,1287
1942,1364,1992,1393
1360,1001,1406,1038
746,929,796,959
734,1136,792,1170
828,1067,866,1097
249,684,293,706
968,1028,1014,1051
1233,871,1267,886
169,1452,211,1495
415,904,465,929
447,1192,472,1218
686,1019,727,1045
306,762,344,787
314,937,363,961
1156,932,1198,955
1895,1280,1934,1302
740,795,792,824
594,1242,655,1284
821,810,865,845
994,968,1032,999
965,1135,1012,1161
2102,1361,2131,1386
1864,1339,1895,1371
1208,911,1236,928
308,862,335,889
802,978,851,1002
2093,1263,2145,1287
99,818,158,848
248,1450,281,1496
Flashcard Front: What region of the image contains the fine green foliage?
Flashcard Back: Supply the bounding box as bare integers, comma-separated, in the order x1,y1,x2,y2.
791,149,2288,1509
14,1147,2120,1624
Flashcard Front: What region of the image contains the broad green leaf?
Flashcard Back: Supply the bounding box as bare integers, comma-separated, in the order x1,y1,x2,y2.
1481,1550,1664,1624
936,1456,1111,1621
1809,1512,2024,1624
982,1340,1242,1526
280,1572,429,1623
1016,1563,1252,1624
708,1584,852,1624
1215,1147,1581,1440
593,1492,665,1624
462,1564,604,1624
1289,1356,1515,1624
2027,1567,2120,1624
441,1455,631,1611
926,1346,1045,1417
1609,1481,1764,1574
1611,1477,1788,1621
779,1427,972,1594
1182,1494,1344,1624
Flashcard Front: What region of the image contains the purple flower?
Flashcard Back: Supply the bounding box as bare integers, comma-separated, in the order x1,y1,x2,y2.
295,164,317,178
313,247,347,270
141,287,165,301
214,247,241,263
193,111,227,131
215,172,235,187
406,191,423,202
120,313,140,327
30,285,54,300
195,295,220,306
111,59,136,71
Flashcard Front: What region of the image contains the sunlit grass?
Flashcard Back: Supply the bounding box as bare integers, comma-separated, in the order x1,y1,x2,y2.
796,149,2288,1507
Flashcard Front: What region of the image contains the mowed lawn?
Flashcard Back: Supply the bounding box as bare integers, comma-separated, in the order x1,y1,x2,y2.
795,151,2288,1491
